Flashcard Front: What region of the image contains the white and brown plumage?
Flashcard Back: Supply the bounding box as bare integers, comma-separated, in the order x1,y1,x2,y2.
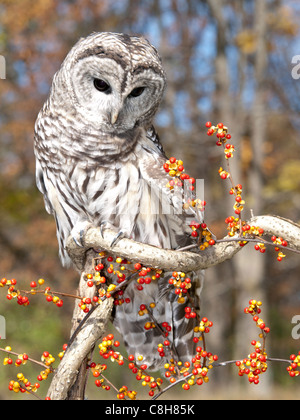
34,32,203,370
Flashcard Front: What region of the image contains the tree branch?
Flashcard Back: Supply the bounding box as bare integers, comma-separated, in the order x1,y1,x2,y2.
66,215,300,272
46,251,113,400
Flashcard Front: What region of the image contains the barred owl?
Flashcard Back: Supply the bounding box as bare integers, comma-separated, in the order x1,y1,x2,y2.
34,32,203,370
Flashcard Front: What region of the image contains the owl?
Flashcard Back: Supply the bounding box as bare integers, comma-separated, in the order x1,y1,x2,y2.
34,32,203,370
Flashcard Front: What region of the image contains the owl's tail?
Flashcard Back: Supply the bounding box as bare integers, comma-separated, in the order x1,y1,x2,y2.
113,270,203,371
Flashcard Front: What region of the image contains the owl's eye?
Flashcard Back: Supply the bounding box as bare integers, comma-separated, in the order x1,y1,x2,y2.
93,78,111,93
129,86,145,98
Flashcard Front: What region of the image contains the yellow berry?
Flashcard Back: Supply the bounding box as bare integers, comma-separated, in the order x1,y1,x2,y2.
13,381,20,390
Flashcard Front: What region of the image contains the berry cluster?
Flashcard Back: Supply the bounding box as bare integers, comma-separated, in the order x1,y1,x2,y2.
8,376,40,394
168,271,192,304
206,121,245,218
205,121,290,262
98,333,122,363
3,348,28,367
236,300,270,385
97,339,165,398
1,346,57,397
116,386,137,400
85,256,163,307
1,277,64,308
271,235,288,261
189,221,216,251
1,277,29,306
235,340,268,385
287,353,300,377
244,299,270,334
163,157,206,224
206,122,232,146
37,351,56,384
163,157,195,191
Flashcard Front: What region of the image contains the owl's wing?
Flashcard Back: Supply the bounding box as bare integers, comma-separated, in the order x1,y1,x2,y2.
35,159,54,215
146,125,166,156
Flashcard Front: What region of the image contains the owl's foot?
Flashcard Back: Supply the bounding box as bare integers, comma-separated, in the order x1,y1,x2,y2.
110,230,125,248
71,221,93,248
99,221,125,247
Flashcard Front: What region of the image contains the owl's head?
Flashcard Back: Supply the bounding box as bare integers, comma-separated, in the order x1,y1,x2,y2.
54,32,166,134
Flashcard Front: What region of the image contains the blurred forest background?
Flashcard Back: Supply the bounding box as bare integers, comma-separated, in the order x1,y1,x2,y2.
0,0,300,400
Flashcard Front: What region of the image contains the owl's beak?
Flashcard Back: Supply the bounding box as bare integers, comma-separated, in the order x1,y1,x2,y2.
110,111,119,125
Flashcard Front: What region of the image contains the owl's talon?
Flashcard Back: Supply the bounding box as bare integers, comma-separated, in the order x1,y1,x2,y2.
110,231,124,248
72,231,84,248
71,221,92,248
99,221,108,238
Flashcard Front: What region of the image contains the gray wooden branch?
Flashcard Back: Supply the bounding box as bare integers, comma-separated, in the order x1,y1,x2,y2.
46,214,300,399
66,215,300,272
